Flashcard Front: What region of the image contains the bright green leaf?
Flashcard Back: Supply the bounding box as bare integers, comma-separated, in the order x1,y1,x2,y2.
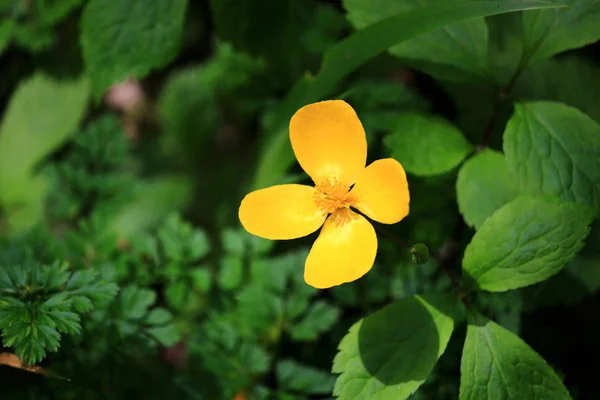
189,268,212,293
504,101,600,213
460,316,571,399
462,195,594,292
344,0,489,81
384,113,472,176
80,0,188,99
456,149,518,229
522,0,600,65
218,256,244,292
332,294,456,400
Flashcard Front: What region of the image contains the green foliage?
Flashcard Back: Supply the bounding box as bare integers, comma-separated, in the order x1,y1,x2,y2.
460,316,571,399
462,195,594,292
332,294,456,399
0,261,118,364
80,0,188,99
1,0,599,398
457,149,518,229
384,112,473,176
504,101,600,213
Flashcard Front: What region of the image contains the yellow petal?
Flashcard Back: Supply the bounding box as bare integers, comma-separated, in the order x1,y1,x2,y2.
350,158,410,224
289,100,367,186
239,184,326,240
304,208,377,289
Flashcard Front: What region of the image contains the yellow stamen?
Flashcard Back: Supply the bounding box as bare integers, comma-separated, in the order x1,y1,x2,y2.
314,178,356,216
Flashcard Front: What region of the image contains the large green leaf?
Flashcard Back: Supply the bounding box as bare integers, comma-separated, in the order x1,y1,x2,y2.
80,0,188,99
456,150,517,229
383,112,472,176
332,294,456,400
503,101,600,213
252,0,568,189
462,195,594,292
343,0,489,81
522,0,600,65
460,316,571,399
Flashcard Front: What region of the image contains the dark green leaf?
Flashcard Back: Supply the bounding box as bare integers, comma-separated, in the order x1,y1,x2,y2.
460,316,571,399
384,113,472,176
290,301,340,341
332,294,456,400
456,150,517,229
277,359,336,395
504,101,600,213
462,195,594,292
80,0,188,99
218,256,244,292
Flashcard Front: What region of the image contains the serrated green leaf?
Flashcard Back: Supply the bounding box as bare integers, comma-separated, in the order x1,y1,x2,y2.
218,256,244,292
147,324,181,347
290,301,340,341
344,0,489,81
523,0,600,65
277,359,336,395
80,0,188,99
189,268,212,293
252,0,568,189
384,113,472,176
332,294,456,400
456,150,517,229
120,285,156,320
459,317,571,399
145,308,173,325
462,195,594,292
504,101,600,213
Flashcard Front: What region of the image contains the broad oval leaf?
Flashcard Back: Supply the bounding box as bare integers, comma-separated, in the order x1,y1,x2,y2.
252,0,569,189
81,0,188,99
384,113,472,176
503,101,600,213
523,0,600,65
462,195,594,292
332,294,456,400
456,149,517,229
460,317,572,400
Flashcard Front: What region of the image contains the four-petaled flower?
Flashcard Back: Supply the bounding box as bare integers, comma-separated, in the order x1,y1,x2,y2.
239,100,410,289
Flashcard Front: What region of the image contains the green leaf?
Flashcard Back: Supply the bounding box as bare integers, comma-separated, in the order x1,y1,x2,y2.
460,316,571,400
218,256,244,292
189,268,212,293
290,301,340,341
332,294,456,400
0,19,14,55
515,57,600,124
383,113,472,176
462,195,594,292
108,177,193,239
119,285,156,320
80,0,188,99
0,72,89,206
36,0,82,25
147,324,181,347
522,0,600,65
503,102,600,213
145,308,173,325
456,150,518,229
343,0,489,81
277,359,336,395
252,0,568,189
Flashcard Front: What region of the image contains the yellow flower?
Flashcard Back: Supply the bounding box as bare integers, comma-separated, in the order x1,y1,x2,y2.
239,100,410,289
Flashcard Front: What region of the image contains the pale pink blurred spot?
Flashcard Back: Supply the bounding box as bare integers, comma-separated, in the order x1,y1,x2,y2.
104,79,145,113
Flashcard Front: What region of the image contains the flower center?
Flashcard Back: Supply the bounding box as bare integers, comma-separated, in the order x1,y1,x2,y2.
314,179,356,215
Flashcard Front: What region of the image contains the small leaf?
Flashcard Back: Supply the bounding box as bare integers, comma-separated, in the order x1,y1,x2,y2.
146,324,181,347
189,268,212,293
332,294,456,400
80,0,188,99
460,316,571,399
456,149,518,229
277,359,336,395
384,113,472,176
290,301,340,341
119,286,156,320
462,195,595,292
504,101,600,213
145,308,173,325
218,256,244,292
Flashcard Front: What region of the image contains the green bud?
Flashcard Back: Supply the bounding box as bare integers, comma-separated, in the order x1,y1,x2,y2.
411,243,430,264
